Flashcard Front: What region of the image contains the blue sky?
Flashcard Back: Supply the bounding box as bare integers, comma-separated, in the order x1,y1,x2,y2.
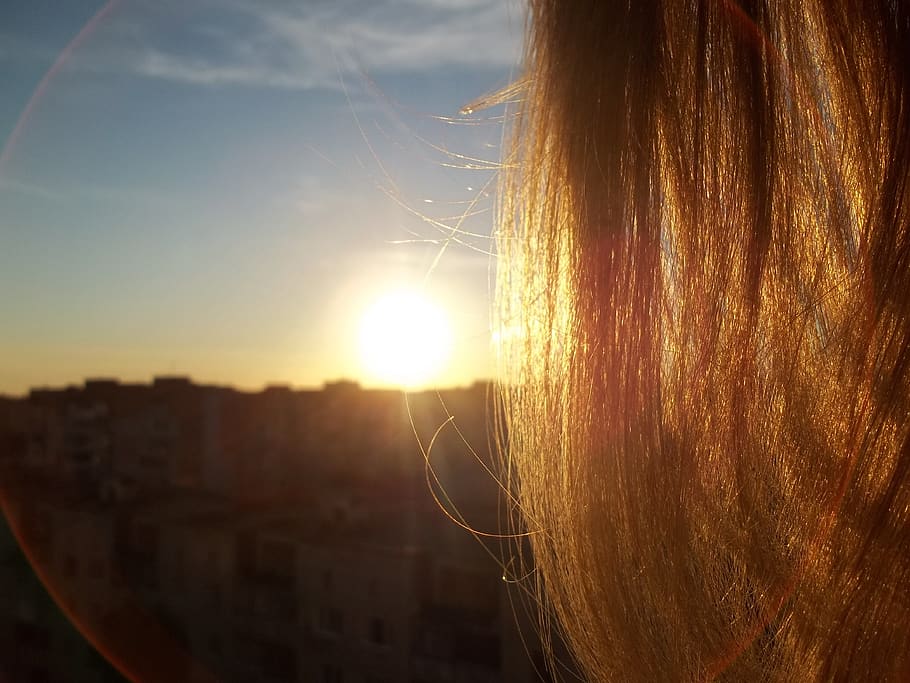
0,0,525,394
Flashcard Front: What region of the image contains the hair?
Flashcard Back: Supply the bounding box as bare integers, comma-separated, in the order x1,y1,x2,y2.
496,1,910,680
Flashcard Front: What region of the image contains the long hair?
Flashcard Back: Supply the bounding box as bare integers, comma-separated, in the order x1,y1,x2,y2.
496,1,910,680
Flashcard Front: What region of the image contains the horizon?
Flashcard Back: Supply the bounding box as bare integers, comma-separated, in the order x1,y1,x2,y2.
0,371,498,401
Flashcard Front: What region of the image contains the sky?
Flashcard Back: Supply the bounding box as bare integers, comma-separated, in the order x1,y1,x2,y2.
0,0,526,395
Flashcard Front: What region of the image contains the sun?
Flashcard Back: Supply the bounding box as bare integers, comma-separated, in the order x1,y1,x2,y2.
358,289,452,388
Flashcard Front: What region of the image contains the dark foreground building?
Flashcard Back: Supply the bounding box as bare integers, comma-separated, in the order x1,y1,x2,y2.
0,379,556,682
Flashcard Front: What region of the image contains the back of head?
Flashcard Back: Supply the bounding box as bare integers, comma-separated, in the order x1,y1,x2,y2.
497,1,910,679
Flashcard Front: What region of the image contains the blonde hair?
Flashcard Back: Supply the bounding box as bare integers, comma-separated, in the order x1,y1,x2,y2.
497,1,910,680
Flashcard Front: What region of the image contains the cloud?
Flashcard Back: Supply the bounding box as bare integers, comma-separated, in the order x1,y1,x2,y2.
251,0,525,72
78,0,525,91
134,50,323,89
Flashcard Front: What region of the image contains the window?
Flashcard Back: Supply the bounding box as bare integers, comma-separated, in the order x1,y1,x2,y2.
259,641,297,680
367,617,386,646
316,606,344,636
134,523,159,553
323,664,343,683
15,622,50,651
207,583,222,610
27,668,50,683
260,540,294,578
173,546,185,588
23,509,53,543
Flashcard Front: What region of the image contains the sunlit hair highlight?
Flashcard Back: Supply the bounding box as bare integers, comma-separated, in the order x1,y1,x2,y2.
496,1,910,680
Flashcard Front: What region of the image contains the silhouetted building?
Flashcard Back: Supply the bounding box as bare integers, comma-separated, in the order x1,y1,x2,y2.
0,377,561,682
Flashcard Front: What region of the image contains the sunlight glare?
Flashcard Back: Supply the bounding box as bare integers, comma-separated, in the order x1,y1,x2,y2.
358,289,452,388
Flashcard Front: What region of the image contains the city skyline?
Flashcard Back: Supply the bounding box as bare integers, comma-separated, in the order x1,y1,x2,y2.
0,361,550,681
0,0,525,395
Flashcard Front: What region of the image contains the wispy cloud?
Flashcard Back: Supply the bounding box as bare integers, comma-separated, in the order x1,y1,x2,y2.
0,175,181,209
134,50,324,89
250,0,525,72
76,0,525,91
